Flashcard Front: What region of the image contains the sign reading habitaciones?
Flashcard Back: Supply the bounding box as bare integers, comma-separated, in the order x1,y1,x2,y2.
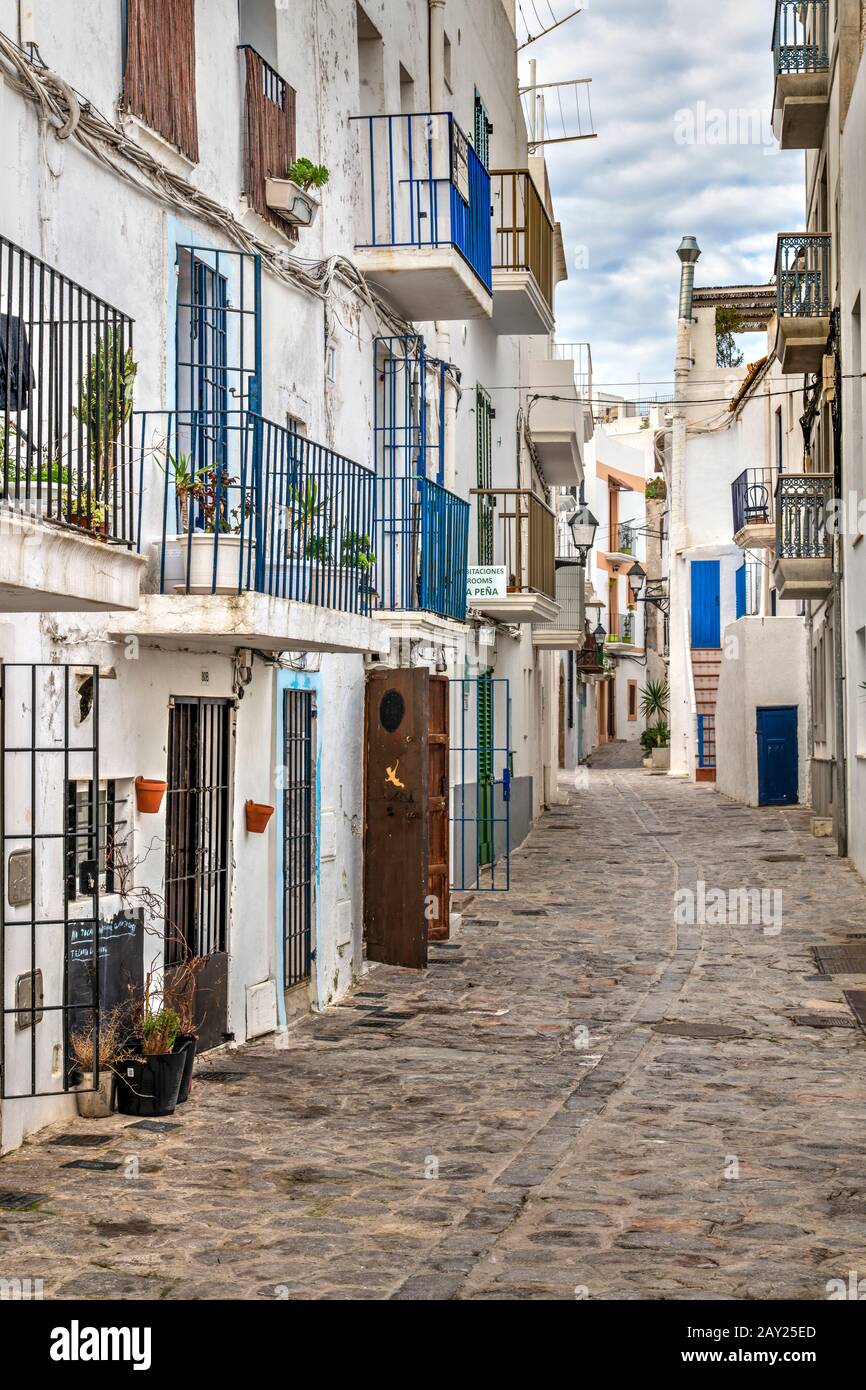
467,566,507,603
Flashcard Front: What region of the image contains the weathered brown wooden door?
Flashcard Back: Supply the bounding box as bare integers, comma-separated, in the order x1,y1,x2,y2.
427,675,450,942
364,669,429,969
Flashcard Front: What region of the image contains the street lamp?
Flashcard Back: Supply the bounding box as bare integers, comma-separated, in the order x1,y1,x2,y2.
627,562,646,601
593,622,606,649
568,502,599,566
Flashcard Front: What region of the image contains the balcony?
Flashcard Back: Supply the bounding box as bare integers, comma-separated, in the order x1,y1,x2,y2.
552,342,594,443
772,472,834,601
375,474,469,623
526,357,584,486
239,46,299,237
606,611,641,654
774,234,831,373
469,488,557,623
732,468,776,550
0,236,145,612
772,1,829,150
490,170,554,335
607,522,637,562
116,410,379,653
532,559,586,649
352,113,492,321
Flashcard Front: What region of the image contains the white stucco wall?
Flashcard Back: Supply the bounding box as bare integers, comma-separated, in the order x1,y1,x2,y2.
715,616,811,808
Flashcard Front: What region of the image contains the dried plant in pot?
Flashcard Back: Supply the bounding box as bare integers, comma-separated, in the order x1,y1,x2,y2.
115,978,186,1117
162,955,207,1104
70,1008,128,1119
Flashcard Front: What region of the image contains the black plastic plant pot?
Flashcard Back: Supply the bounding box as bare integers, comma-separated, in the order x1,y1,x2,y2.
114,1050,186,1117
173,1034,198,1105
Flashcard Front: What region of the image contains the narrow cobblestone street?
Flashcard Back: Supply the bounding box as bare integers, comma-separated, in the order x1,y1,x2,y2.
3,758,866,1301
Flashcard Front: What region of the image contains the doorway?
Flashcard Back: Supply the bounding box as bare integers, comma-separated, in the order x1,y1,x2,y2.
757,707,799,806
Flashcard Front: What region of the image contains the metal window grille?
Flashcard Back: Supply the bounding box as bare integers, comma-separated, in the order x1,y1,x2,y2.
0,236,136,544
282,689,314,989
450,676,511,892
0,664,103,1099
474,90,492,168
66,779,121,899
164,698,231,965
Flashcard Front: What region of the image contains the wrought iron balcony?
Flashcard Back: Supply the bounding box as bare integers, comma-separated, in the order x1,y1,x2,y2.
774,234,832,373
470,488,556,623
351,112,492,320
532,559,585,649
575,636,606,674
773,471,834,601
772,2,830,149
490,169,555,334
375,474,469,622
0,235,144,611
606,611,640,650
774,1,828,76
609,522,636,557
140,410,375,615
731,467,776,548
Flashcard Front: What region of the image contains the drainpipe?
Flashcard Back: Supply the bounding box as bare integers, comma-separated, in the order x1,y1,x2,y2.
669,236,701,778
429,0,446,110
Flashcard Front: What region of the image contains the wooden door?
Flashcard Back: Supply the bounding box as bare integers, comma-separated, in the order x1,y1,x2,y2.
364,669,429,969
427,675,450,942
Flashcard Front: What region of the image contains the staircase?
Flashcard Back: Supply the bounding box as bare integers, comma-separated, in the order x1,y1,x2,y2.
691,648,721,782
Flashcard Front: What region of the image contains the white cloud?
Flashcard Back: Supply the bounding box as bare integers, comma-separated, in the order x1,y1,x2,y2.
522,0,805,391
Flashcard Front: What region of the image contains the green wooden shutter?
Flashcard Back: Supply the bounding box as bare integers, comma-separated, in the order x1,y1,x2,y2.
476,385,494,564
477,672,494,868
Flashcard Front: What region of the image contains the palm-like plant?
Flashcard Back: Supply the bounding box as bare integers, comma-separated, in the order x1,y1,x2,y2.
640,679,669,725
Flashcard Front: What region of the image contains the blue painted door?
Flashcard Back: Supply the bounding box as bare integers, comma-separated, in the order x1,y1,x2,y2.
691,560,721,647
757,707,798,806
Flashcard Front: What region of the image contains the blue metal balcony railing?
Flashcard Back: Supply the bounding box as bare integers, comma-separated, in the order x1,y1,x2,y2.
774,1,829,75
775,472,834,560
138,410,375,614
776,234,831,318
376,474,469,622
352,112,492,293
732,467,776,534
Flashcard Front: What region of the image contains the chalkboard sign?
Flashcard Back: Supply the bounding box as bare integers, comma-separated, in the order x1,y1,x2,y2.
65,910,144,1078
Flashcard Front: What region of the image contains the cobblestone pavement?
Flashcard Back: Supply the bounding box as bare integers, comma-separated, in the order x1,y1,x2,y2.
2,766,866,1300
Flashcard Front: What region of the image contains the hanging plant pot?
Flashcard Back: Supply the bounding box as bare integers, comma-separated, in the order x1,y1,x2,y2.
135,777,167,814
245,801,274,834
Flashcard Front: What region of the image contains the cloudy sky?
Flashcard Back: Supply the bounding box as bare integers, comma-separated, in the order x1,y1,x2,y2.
517,0,806,396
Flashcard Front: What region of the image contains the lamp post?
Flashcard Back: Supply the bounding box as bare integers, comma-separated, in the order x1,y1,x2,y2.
627,562,646,602
568,501,599,566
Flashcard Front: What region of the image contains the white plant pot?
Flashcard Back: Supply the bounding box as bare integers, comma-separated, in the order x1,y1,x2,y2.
181,534,243,594
265,178,320,228
651,746,671,770
76,1070,115,1119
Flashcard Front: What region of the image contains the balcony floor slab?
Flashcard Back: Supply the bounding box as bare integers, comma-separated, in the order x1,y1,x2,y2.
531,629,586,650
353,247,492,321
0,510,145,613
775,316,831,375
773,73,830,150
491,270,555,336
772,556,833,603
734,522,775,551
109,593,380,655
473,592,559,625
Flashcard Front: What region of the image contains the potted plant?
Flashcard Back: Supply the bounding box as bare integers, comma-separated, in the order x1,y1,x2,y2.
181,466,248,593
341,530,378,606
266,157,330,228
70,1009,127,1119
73,329,136,531
640,680,671,770
288,479,329,602
162,957,206,1105
651,723,671,770
115,983,186,1117
67,496,108,537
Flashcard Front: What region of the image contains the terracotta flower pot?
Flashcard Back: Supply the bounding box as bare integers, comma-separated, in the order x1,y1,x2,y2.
245,801,274,833
135,777,167,814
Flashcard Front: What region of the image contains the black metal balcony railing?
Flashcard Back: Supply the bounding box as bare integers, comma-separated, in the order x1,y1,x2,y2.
610,612,637,645
776,234,831,319
732,467,776,534
0,235,136,545
775,472,834,560
610,522,636,555
774,0,829,76
576,637,605,671
141,410,375,613
491,169,554,309
471,488,555,599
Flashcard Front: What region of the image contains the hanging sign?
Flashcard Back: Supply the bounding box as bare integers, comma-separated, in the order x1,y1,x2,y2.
467,566,507,602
